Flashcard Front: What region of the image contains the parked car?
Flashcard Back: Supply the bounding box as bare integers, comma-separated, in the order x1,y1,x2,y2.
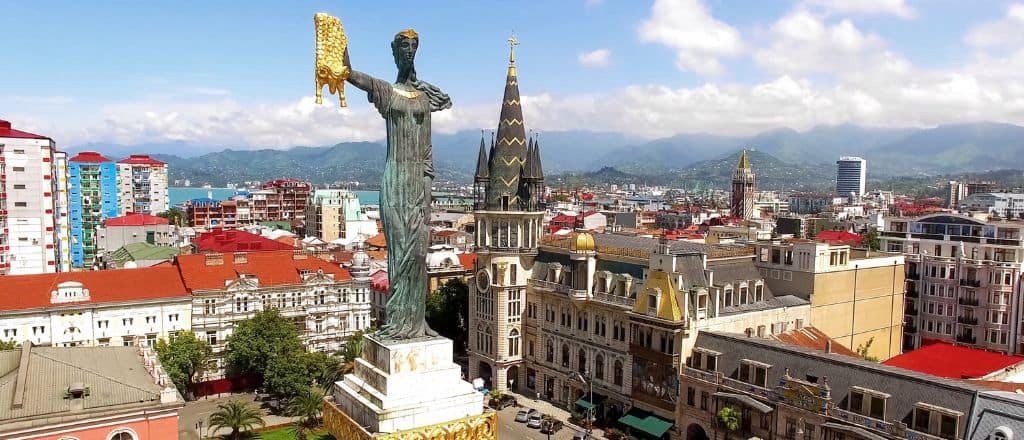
541,419,564,434
528,408,542,417
489,394,517,409
527,414,544,428
514,410,530,422
572,431,590,440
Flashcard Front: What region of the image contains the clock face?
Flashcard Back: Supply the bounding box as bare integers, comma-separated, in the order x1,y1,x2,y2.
476,270,490,292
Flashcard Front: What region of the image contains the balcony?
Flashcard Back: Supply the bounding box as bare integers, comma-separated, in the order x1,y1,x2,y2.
956,334,977,344
959,278,982,288
592,292,635,308
827,407,944,440
906,287,919,298
958,297,980,307
531,279,588,300
957,316,978,325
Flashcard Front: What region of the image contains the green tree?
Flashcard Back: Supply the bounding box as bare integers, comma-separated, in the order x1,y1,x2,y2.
426,278,469,354
340,328,372,372
225,309,304,379
155,331,212,398
305,351,343,389
855,337,880,362
156,207,186,227
717,406,741,439
0,340,17,350
288,385,326,440
264,358,311,400
208,400,265,440
863,227,880,251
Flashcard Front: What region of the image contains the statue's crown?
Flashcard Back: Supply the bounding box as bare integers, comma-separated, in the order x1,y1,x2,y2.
395,28,419,40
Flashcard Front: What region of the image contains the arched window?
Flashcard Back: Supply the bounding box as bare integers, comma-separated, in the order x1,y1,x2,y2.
578,349,587,374
723,287,734,307
546,339,555,363
595,354,605,380
508,329,520,357
562,344,570,368
613,360,623,386
991,427,1013,440
108,430,137,440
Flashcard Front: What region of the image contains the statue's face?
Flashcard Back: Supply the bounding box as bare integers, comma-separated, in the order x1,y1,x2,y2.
394,37,418,70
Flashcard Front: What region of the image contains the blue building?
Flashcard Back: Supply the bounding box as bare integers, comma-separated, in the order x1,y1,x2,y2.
69,151,118,267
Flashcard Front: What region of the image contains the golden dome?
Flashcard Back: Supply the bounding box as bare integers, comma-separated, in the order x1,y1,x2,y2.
569,231,596,252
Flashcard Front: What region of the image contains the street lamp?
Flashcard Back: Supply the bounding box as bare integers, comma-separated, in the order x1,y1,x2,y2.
572,370,594,435
195,420,204,438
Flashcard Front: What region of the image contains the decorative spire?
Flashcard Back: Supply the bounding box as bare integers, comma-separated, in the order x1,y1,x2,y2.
475,131,490,181
532,134,544,180
737,149,751,170
485,35,529,210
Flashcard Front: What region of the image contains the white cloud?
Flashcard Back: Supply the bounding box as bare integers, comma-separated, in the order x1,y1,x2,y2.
578,49,611,67
966,3,1024,48
756,9,890,75
804,0,915,18
637,0,743,75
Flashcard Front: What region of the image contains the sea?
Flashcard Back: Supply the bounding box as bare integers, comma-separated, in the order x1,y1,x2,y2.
169,187,380,207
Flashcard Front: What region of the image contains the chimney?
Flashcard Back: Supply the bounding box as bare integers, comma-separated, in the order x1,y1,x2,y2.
205,253,224,266
233,252,247,264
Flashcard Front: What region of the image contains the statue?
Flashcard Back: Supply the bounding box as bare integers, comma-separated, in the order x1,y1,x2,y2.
315,15,452,339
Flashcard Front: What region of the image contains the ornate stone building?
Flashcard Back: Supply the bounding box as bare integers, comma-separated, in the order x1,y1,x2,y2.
730,150,755,219
467,40,546,392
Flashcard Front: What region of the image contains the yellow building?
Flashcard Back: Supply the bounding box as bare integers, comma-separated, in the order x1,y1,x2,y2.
754,240,905,360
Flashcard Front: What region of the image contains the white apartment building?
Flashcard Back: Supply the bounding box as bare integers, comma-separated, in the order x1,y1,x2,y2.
960,192,1024,219
53,151,72,272
836,156,867,198
0,120,64,275
116,154,169,215
0,267,192,348
176,249,373,380
304,188,377,244
881,213,1024,353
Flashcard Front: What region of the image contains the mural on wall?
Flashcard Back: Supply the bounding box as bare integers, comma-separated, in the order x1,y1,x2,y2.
631,356,678,411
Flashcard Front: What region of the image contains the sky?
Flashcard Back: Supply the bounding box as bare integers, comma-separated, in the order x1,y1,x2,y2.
2,0,1024,149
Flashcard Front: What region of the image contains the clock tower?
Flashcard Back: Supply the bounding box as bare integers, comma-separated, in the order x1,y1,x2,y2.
468,37,545,392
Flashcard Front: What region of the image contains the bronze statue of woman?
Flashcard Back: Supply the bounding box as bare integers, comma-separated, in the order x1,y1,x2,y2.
345,29,451,339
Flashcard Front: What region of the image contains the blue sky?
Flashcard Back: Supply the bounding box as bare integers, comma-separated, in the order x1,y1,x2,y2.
2,0,1023,148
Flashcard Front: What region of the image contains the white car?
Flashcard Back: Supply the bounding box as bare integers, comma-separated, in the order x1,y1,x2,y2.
572,431,590,440
526,414,544,428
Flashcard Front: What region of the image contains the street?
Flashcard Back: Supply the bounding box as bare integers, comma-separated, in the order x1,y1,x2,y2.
494,405,592,440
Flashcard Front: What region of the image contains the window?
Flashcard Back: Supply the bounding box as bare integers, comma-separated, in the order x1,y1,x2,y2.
32,326,45,335
686,387,695,406
613,360,623,386
595,354,604,380
508,329,520,357
578,349,587,374
204,299,217,315
12,166,24,172
546,340,554,363
648,292,658,315
700,391,709,410
109,430,136,440
122,318,133,327
940,414,958,439
13,184,25,189
754,284,764,302
739,360,769,387
562,344,570,368
97,320,109,328
528,340,534,357
206,331,218,346
2,329,16,338
14,202,26,207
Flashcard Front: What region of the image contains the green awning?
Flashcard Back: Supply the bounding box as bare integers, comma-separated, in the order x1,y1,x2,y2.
574,393,607,410
576,398,596,410
617,408,673,438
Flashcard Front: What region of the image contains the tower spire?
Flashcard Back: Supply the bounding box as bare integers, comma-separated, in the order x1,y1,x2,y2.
475,131,490,181
485,35,528,211
737,149,751,170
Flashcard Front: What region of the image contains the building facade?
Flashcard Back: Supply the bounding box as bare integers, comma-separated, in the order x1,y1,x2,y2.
960,193,1024,219
53,151,72,272
880,213,1023,354
836,156,867,198
0,120,66,275
305,188,377,243
0,267,192,348
250,179,312,226
468,42,547,395
176,250,372,380
69,151,118,268
730,150,755,219
117,154,169,215
678,331,980,440
754,240,905,360
185,196,249,228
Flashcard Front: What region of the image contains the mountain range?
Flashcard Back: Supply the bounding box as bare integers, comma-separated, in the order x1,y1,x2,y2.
65,122,1024,187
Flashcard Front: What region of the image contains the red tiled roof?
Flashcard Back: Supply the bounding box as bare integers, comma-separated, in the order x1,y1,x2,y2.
194,228,296,252
771,327,859,357
370,270,389,293
815,230,863,243
366,233,387,249
104,213,169,227
0,119,49,140
551,214,575,224
117,154,166,165
883,339,1024,379
458,253,477,270
69,151,113,163
175,250,351,291
0,267,188,311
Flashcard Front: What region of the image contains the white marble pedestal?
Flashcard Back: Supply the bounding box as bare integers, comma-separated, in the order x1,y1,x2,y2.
332,335,483,434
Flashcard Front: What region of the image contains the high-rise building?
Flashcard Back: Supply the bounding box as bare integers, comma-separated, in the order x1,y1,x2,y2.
836,156,867,197
304,188,377,243
947,180,968,208
116,154,169,215
880,213,1024,354
250,179,311,226
468,40,547,392
730,150,755,219
53,151,72,272
68,152,118,268
0,120,65,275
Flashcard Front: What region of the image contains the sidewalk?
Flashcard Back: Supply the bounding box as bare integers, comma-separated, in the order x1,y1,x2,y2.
504,389,607,439
178,393,299,439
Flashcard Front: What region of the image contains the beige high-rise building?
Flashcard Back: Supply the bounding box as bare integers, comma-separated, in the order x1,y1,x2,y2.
305,189,377,243
754,240,905,360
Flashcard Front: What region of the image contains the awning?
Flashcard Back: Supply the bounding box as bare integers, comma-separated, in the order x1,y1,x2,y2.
821,422,888,440
618,408,673,438
575,393,607,410
713,391,773,414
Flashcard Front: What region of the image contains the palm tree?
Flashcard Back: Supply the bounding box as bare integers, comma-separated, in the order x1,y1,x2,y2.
208,400,265,440
288,386,326,440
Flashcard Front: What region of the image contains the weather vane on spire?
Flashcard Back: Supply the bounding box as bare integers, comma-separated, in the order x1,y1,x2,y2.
508,33,519,64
